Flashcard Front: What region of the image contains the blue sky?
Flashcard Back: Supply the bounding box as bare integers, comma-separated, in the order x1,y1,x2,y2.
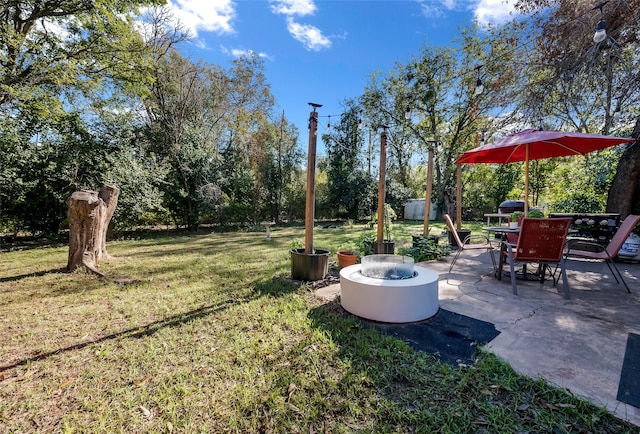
165,0,517,153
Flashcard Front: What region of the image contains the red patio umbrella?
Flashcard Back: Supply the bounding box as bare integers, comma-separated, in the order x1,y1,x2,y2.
455,129,635,214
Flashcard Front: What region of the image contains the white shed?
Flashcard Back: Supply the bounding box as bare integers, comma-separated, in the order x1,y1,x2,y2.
403,199,436,220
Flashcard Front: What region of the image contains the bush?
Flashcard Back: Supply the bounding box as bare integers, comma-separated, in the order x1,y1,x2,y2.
400,238,449,262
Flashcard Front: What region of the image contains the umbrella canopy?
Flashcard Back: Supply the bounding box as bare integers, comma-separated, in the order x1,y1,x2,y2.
455,129,635,213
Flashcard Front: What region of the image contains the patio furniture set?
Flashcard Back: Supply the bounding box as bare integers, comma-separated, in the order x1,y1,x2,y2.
445,213,640,299
446,128,638,299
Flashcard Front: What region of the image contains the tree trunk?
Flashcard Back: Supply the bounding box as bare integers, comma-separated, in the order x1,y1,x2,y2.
97,185,119,259
66,185,119,276
606,116,640,218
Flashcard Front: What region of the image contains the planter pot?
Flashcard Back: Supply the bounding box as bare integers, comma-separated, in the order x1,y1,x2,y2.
374,240,395,254
290,248,330,281
448,229,471,248
509,222,519,229
337,250,358,268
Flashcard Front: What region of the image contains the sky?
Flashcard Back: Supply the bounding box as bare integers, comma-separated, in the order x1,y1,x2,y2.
163,0,518,155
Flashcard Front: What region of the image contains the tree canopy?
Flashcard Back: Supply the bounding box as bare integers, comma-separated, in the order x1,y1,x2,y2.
1,1,639,236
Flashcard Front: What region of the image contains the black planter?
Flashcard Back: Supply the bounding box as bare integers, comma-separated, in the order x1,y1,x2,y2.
448,230,471,248
290,248,330,281
374,240,395,254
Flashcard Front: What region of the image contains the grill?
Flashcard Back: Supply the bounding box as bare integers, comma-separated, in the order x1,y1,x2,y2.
498,200,525,214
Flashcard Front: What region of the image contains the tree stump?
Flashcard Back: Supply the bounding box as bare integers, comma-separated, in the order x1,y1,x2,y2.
66,185,119,276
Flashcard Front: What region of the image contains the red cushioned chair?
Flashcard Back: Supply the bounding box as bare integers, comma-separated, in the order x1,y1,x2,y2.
503,217,572,298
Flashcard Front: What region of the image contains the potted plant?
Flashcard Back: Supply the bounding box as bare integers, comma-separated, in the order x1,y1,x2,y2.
400,237,450,262
510,211,524,228
412,228,445,247
527,210,545,218
337,248,359,268
290,239,330,281
358,233,376,256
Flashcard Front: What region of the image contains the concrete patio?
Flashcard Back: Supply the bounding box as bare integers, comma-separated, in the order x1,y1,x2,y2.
317,248,640,427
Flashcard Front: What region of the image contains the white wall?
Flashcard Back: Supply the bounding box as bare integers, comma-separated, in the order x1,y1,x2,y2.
403,199,437,220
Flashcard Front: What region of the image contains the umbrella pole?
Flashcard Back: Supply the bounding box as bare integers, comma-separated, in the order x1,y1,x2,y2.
423,145,434,236
456,164,462,230
524,144,529,215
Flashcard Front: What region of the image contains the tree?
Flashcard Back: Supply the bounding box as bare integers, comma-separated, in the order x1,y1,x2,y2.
0,110,117,234
215,54,278,225
513,0,640,216
252,113,303,223
145,50,223,229
321,101,374,219
361,23,527,219
0,1,166,234
0,0,163,111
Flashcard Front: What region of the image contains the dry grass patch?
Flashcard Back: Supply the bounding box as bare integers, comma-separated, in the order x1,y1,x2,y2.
1,223,638,433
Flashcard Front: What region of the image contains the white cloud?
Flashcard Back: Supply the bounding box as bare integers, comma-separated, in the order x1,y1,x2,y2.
270,0,316,17
417,0,517,26
416,0,456,19
286,18,331,51
473,0,517,26
168,0,236,36
221,46,271,59
269,1,331,51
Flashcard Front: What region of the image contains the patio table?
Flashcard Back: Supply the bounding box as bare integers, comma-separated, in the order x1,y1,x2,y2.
483,225,576,283
483,226,520,278
483,213,510,227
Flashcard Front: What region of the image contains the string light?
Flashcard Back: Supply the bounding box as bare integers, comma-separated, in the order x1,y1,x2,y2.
592,1,609,43
474,64,484,95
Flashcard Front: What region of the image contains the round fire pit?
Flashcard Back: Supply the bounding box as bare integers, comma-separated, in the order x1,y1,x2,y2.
340,255,439,323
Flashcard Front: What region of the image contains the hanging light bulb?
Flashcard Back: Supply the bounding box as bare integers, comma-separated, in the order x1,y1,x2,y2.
592,1,609,43
405,104,411,120
474,64,484,95
593,19,607,42
475,78,484,95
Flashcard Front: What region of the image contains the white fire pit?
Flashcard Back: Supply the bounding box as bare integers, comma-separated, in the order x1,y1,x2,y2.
340,254,439,323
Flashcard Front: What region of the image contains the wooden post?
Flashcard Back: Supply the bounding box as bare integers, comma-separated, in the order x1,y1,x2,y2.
456,163,462,230
377,129,387,250
423,144,434,236
304,109,319,254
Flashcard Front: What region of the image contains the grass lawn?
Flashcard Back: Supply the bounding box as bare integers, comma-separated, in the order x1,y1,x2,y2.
0,220,637,433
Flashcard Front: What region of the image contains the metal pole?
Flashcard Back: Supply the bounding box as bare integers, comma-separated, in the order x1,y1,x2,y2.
376,129,387,250
456,163,462,230
524,143,530,215
304,109,319,254
423,144,435,236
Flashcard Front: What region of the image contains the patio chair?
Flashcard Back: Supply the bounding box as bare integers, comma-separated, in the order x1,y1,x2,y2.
444,214,496,274
503,217,572,299
564,214,640,293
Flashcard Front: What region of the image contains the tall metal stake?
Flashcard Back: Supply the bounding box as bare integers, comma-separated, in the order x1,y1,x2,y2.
305,104,320,254
376,128,388,251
